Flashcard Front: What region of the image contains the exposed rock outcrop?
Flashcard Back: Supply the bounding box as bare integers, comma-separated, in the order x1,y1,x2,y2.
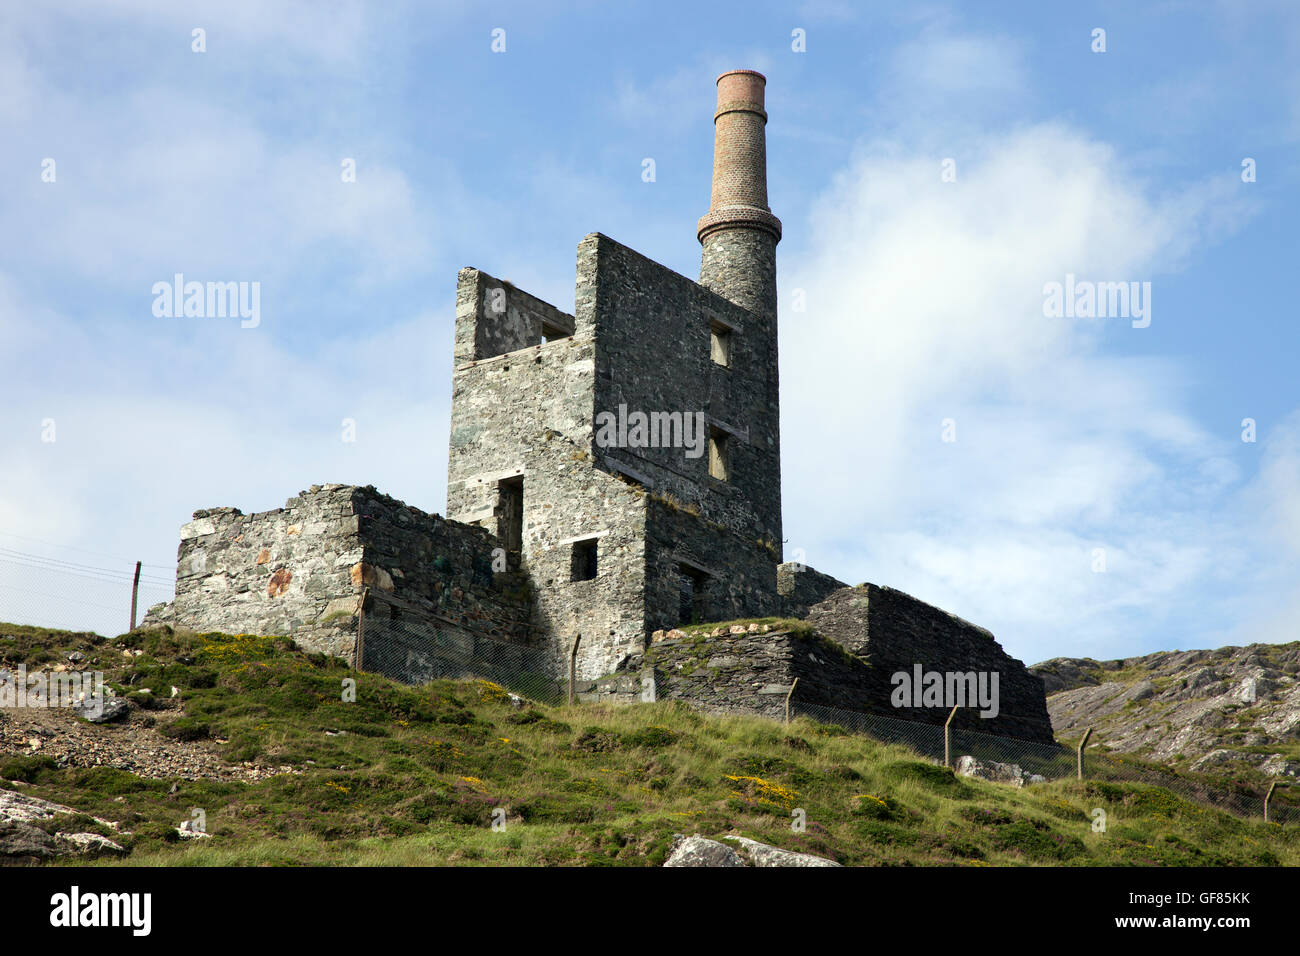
1031,643,1300,768
663,834,840,867
0,789,126,862
955,755,1046,787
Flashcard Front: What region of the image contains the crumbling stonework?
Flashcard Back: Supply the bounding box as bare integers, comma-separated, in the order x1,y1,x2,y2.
804,585,1056,743
637,623,874,721
443,73,786,678
145,69,1056,742
777,562,848,617
149,484,532,668
594,579,1056,745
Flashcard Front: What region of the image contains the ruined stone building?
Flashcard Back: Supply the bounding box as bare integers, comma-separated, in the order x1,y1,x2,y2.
444,69,784,678
146,71,1055,743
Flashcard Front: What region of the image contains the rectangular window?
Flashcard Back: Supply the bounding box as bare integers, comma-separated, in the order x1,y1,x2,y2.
571,538,598,582
678,564,710,626
497,477,523,569
710,323,732,367
708,427,729,481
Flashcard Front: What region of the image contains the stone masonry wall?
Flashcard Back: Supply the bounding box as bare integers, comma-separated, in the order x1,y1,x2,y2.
454,268,576,366
588,584,1053,744
447,266,650,680
643,496,778,634
635,624,875,721
158,484,363,658
347,487,533,647
777,562,849,618
805,585,1056,743
580,233,782,550
577,232,782,632
153,485,533,674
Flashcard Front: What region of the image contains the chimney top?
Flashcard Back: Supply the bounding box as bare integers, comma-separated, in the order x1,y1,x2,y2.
697,69,781,244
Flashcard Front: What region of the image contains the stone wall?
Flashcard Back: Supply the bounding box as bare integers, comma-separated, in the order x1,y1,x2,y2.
348,487,533,648
777,562,848,618
150,484,534,671
580,233,782,550
589,584,1055,744
581,232,783,636
805,585,1056,743
454,268,576,366
447,266,650,679
635,624,875,721
446,235,787,679
643,495,779,635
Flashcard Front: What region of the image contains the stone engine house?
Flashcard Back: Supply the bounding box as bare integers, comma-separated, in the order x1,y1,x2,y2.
446,69,783,677
145,70,1055,743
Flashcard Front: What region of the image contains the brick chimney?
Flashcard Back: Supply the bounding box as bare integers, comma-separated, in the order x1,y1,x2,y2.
697,69,781,318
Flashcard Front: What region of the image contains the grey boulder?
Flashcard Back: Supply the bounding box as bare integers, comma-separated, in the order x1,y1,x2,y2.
664,834,841,867
73,696,129,723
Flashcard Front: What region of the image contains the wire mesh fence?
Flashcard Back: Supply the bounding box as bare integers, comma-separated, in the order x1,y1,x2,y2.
355,616,1299,827
793,699,1300,825
4,562,1294,829
0,545,174,638
792,701,1075,775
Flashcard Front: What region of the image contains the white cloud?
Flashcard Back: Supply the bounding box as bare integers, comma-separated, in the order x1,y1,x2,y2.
781,121,1267,663
1247,410,1300,557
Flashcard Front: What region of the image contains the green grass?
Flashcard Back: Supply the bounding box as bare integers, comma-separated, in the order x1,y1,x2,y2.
1,621,1297,866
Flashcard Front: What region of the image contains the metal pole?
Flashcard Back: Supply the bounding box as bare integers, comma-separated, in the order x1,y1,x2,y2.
129,561,142,631
944,705,959,769
784,677,799,725
1265,781,1278,823
1077,727,1093,781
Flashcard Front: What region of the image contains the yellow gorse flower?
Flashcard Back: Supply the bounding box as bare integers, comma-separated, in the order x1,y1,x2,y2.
724,774,799,808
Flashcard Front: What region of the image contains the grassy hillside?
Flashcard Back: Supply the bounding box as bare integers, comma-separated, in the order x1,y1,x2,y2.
1,621,1296,866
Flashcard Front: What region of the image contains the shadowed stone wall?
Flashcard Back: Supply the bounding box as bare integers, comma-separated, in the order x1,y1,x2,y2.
638,625,875,721
445,233,785,679
446,264,650,680
804,585,1056,743
777,562,848,617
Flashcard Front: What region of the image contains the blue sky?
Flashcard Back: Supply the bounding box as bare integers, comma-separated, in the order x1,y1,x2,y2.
2,1,1298,665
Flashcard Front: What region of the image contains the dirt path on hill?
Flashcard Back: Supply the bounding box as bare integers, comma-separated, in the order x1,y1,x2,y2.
0,703,294,783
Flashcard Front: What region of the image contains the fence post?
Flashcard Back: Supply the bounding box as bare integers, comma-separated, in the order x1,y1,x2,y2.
1077,727,1093,780
1265,780,1278,823
784,677,799,725
128,561,142,631
567,633,582,707
355,586,370,670
944,705,960,769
